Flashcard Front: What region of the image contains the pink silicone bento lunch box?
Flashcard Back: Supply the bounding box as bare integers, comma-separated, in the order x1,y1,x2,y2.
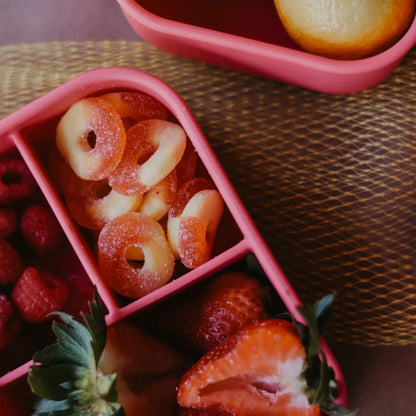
0,67,347,409
116,0,416,94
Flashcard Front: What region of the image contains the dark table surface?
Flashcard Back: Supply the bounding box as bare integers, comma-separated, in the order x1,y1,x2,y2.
1,1,416,415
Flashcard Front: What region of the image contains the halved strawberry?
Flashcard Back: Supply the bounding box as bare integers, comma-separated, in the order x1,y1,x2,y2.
99,321,189,379
146,272,271,354
28,292,190,416
177,295,356,416
99,320,190,416
177,319,318,416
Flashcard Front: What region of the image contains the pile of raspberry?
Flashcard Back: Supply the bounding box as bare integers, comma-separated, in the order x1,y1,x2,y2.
0,157,94,375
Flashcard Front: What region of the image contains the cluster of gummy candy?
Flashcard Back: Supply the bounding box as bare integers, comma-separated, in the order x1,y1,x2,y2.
0,157,94,374
49,92,225,299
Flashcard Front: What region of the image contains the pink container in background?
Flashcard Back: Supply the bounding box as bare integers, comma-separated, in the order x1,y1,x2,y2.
0,67,347,409
116,0,416,94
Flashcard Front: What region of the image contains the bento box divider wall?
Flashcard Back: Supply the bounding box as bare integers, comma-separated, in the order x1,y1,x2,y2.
9,131,120,315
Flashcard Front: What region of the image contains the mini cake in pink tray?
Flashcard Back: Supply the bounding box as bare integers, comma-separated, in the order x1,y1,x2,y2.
0,67,347,414
116,0,416,93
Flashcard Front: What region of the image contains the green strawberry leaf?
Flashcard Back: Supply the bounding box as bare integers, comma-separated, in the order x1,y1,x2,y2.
32,341,87,368
82,290,107,364
29,364,87,400
28,366,70,401
296,294,358,416
28,289,125,416
33,398,72,414
52,312,95,356
297,293,334,357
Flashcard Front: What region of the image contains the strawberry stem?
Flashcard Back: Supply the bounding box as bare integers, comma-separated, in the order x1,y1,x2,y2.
296,294,358,416
27,290,126,416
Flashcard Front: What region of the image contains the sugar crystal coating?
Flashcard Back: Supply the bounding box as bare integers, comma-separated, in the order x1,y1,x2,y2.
98,212,174,299
139,170,178,221
109,119,186,196
175,139,198,187
99,92,168,123
167,178,215,258
65,173,142,230
56,97,126,181
178,190,224,269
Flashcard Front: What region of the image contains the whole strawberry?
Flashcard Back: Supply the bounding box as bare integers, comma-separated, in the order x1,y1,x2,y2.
177,295,356,416
178,319,320,416
147,272,271,354
20,204,64,256
12,267,69,323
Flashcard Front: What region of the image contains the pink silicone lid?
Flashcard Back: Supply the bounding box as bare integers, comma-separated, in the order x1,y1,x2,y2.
0,67,347,407
116,0,416,94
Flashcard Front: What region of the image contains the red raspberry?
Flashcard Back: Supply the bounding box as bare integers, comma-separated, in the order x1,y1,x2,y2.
20,204,64,256
0,158,36,205
0,240,23,285
0,209,17,239
12,267,69,323
63,273,95,319
0,294,21,350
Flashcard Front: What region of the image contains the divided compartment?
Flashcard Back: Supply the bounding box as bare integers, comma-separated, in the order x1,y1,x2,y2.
0,148,94,386
116,0,416,93
0,67,347,409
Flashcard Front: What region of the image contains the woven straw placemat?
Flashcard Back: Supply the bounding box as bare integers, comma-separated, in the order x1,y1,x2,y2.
1,41,415,347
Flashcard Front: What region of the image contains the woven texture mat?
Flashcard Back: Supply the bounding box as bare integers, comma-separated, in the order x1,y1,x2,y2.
1,41,415,347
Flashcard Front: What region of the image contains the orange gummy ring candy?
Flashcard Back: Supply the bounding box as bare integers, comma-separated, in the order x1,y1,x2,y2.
65,174,142,230
99,92,168,126
178,189,224,269
56,97,126,181
167,177,214,258
109,119,186,196
98,212,175,299
139,170,177,221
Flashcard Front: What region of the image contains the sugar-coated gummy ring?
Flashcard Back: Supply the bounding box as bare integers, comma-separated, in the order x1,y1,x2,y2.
139,170,177,221
167,177,214,257
175,139,198,187
56,97,126,181
65,174,142,230
98,212,175,299
99,92,168,124
109,119,186,196
0,158,36,204
168,177,214,219
177,189,224,269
